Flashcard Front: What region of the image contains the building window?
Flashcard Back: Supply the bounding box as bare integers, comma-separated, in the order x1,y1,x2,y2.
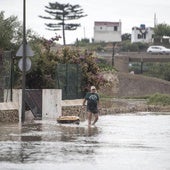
114,26,118,31
143,33,146,39
138,34,142,39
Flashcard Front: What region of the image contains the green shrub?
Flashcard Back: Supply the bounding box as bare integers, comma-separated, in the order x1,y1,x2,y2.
147,93,170,106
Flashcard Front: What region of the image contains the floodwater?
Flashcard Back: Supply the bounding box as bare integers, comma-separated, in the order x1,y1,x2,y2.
0,112,170,170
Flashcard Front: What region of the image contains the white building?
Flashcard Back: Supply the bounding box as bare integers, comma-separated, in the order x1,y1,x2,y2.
131,24,154,43
94,21,122,43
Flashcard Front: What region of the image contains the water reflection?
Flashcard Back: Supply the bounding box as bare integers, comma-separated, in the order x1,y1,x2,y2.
0,121,100,164
0,113,170,170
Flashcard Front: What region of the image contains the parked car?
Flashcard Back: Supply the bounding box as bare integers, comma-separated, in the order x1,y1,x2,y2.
147,46,170,54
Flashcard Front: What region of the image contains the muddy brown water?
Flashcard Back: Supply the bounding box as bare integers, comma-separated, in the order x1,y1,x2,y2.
0,112,170,170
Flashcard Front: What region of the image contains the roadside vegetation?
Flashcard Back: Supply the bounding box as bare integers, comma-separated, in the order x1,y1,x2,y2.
123,93,170,106
1,10,170,98
147,93,170,106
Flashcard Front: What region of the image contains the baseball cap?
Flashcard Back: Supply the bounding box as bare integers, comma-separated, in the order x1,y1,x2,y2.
90,86,96,90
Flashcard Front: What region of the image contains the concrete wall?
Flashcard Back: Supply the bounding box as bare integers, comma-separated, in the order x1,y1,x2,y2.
94,21,122,43
131,26,154,43
0,100,19,123
0,89,62,122
0,89,21,122
42,89,62,120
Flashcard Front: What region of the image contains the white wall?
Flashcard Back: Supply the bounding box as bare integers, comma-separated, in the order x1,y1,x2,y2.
94,31,121,42
94,21,122,42
42,89,62,120
2,89,62,122
131,27,154,43
3,89,22,122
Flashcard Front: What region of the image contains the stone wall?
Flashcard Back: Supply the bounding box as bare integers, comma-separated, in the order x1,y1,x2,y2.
1,100,169,123
0,102,19,123
62,105,86,121
61,99,170,119
0,110,19,123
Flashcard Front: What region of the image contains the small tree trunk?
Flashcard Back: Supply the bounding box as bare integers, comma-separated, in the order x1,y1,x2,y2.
62,19,66,45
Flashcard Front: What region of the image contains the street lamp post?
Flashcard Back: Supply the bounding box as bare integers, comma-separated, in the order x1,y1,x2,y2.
16,0,34,123
21,0,26,122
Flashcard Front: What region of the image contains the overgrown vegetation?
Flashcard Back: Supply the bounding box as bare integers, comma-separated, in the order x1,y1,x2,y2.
23,38,107,92
120,41,149,52
129,62,170,81
144,63,170,81
147,93,170,106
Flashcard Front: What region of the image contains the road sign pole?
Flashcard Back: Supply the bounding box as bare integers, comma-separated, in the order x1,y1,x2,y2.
21,0,26,123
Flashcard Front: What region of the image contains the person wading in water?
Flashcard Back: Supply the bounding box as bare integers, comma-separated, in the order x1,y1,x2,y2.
82,86,100,126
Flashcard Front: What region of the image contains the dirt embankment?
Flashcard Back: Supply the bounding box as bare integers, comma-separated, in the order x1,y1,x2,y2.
100,98,170,114
98,72,170,113
99,72,170,98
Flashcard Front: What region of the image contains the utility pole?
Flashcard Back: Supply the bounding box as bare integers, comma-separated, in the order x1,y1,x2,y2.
112,42,116,66
21,0,26,122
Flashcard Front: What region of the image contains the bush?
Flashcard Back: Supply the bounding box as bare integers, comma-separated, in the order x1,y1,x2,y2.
147,93,170,106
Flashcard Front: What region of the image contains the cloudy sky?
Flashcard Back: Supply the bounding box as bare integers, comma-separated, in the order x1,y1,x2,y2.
1,0,170,44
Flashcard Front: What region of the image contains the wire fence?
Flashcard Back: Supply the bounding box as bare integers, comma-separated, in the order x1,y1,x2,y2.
56,64,83,100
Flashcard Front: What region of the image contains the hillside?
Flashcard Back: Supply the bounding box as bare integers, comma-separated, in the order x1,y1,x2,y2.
99,72,170,98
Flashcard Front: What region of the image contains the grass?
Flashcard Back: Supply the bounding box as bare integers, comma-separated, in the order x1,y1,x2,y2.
147,93,170,106
100,93,170,107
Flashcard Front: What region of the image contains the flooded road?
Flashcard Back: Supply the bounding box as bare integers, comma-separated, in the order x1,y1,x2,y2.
0,112,170,170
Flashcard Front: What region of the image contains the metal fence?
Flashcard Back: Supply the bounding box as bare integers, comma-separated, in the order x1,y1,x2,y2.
0,54,83,101
56,64,82,100
25,89,42,118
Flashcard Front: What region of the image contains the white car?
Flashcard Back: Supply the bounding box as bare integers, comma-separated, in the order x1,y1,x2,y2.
147,46,170,54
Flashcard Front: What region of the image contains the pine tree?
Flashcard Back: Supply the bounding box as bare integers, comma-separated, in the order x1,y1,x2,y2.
39,2,87,45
